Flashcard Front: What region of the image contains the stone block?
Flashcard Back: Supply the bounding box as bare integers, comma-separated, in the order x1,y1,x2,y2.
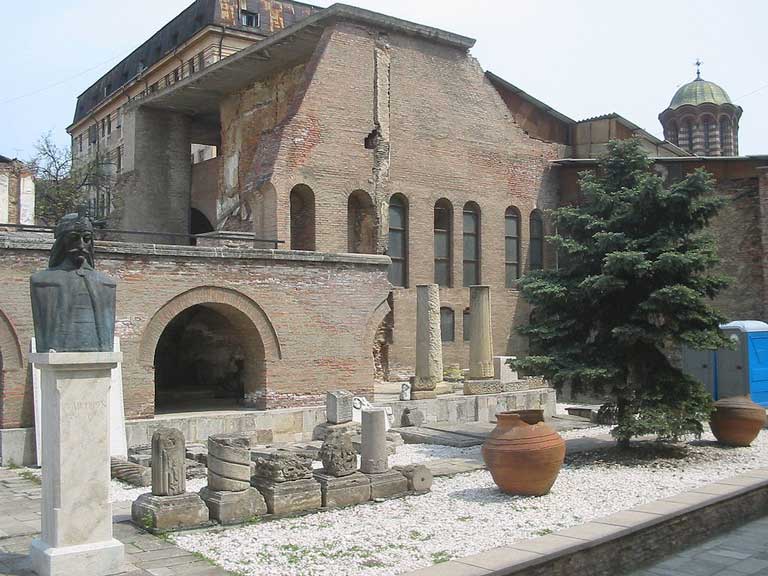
251,448,314,482
311,421,359,441
401,407,425,427
327,390,354,424
131,492,210,532
314,471,371,508
111,457,151,487
200,487,267,525
411,390,437,400
365,469,409,500
185,443,208,465
394,464,433,493
208,456,250,482
463,379,503,395
319,429,357,477
251,477,322,515
493,356,518,383
185,459,207,479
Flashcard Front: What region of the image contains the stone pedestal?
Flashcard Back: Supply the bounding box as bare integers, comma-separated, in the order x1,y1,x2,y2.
326,391,353,424
313,471,371,508
412,284,443,399
199,487,266,525
365,470,408,500
29,352,125,576
463,379,503,395
360,408,388,474
131,492,210,532
251,478,322,515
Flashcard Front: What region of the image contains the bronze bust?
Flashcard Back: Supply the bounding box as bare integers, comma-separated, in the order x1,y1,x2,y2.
30,212,116,353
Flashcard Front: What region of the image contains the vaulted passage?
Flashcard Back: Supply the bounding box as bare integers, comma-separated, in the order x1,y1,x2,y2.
153,303,265,412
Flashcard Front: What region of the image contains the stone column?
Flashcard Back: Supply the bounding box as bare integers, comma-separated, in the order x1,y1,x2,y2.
29,351,124,576
412,284,443,399
360,408,388,474
469,285,494,379
464,286,502,395
360,408,407,499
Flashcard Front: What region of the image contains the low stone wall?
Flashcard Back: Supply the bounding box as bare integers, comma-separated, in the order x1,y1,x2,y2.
0,388,555,465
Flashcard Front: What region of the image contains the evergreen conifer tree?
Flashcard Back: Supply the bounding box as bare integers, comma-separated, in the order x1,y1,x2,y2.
515,139,730,447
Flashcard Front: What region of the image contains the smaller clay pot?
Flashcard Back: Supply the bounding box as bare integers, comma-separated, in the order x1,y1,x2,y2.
710,396,766,447
506,409,544,425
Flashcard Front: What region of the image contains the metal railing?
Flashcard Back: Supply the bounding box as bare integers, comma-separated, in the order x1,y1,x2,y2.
0,223,283,250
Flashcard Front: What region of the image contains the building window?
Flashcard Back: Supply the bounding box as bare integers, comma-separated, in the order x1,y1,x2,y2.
188,58,196,75
388,194,408,287
463,202,481,287
89,124,98,144
116,146,122,174
440,307,455,342
290,184,316,251
107,115,112,135
505,206,521,287
703,118,710,154
686,120,694,153
463,308,471,341
434,199,453,287
173,67,180,82
530,210,544,270
720,117,731,154
100,119,106,138
240,10,259,27
78,134,83,153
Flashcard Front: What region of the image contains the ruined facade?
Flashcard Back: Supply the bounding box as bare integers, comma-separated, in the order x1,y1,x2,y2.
0,2,766,446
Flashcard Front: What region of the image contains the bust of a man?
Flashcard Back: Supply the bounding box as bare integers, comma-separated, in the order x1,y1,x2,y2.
30,212,116,353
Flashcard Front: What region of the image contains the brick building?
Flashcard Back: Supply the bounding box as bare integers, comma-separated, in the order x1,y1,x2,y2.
1,2,767,457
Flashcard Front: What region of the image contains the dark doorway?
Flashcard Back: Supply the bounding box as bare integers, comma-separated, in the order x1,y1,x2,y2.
190,208,214,245
154,304,246,411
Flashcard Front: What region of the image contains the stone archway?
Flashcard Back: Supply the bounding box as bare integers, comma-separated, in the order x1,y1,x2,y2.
139,287,281,412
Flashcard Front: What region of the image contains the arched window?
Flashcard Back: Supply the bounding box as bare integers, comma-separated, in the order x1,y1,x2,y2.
348,190,376,254
669,121,679,146
388,194,408,287
440,307,455,342
505,206,521,287
720,117,731,155
434,199,453,287
463,202,481,287
686,120,694,153
462,308,471,341
530,210,544,270
702,118,711,154
290,184,315,251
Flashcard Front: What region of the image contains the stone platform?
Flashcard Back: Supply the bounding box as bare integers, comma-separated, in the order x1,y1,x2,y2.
0,387,556,466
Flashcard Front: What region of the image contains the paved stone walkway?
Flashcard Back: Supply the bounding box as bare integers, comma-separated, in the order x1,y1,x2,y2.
0,468,232,576
626,514,768,576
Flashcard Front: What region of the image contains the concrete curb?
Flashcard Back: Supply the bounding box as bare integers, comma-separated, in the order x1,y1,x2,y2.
403,468,768,575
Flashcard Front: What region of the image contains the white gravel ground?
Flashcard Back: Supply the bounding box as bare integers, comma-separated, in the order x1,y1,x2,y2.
173,429,768,576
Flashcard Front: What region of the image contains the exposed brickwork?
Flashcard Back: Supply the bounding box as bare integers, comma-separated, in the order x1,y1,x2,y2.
0,237,390,428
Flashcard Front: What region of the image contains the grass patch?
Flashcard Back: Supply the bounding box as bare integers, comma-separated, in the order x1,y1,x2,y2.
431,551,452,564
18,469,41,485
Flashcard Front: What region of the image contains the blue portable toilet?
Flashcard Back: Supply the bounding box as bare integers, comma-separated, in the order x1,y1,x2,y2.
717,321,768,406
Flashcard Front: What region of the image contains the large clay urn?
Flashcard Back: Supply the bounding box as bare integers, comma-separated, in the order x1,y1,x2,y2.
482,412,565,496
710,396,766,447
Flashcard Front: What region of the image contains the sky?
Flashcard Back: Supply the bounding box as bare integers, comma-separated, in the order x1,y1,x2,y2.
1,0,766,161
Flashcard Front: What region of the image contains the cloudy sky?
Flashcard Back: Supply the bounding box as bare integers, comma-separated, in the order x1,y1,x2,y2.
1,0,765,160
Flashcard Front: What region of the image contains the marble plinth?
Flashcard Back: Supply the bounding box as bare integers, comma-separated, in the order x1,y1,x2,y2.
200,487,266,525
29,352,125,576
251,477,322,515
131,492,210,532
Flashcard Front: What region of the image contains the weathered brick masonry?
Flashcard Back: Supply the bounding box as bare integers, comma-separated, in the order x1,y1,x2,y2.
0,236,390,428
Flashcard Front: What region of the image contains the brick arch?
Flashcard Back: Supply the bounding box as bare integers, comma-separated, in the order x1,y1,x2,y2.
139,286,282,367
0,309,23,371
364,297,392,354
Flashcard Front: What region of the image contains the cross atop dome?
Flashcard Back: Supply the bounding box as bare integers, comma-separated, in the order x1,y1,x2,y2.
695,58,703,80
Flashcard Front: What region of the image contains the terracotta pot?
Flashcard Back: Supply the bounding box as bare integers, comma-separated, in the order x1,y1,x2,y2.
710,396,766,447
482,412,565,496
506,409,544,425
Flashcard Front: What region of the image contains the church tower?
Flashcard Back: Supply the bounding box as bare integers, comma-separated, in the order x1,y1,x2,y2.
658,63,742,156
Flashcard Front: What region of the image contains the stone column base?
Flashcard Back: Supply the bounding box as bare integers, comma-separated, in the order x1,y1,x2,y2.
30,537,124,576
410,390,437,400
434,382,453,395
463,379,503,395
131,492,210,532
251,477,322,515
365,469,408,500
200,487,267,525
314,470,371,508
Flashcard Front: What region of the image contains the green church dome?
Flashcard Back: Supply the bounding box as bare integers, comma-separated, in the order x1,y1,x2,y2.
669,77,733,109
